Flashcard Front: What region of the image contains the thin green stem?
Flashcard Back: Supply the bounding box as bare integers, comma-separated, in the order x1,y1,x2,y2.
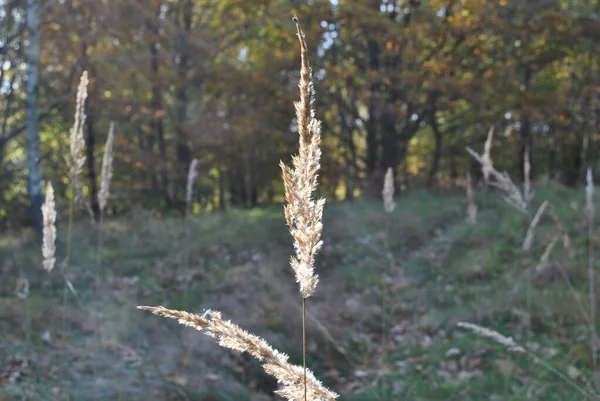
528,351,596,400
59,196,75,396
66,197,74,263
25,296,31,352
379,216,394,401
93,211,105,400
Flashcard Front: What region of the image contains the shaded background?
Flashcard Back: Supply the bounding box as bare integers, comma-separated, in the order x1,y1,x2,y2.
2,0,600,225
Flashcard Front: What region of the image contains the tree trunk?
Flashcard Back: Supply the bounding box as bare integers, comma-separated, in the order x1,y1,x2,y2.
380,108,399,177
547,128,556,181
562,133,583,187
365,37,380,193
148,0,169,201
428,109,443,187
86,110,101,221
519,64,533,183
25,0,43,233
218,168,226,210
174,0,193,201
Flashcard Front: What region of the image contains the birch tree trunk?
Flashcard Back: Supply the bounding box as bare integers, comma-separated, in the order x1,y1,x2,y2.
26,0,42,232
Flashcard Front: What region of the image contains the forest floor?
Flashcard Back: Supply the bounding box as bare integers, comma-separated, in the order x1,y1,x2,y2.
1,185,599,400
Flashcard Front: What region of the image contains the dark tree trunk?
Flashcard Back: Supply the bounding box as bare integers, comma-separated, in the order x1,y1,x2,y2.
428,109,443,187
547,125,556,180
366,37,380,182
366,100,379,177
174,0,193,201
449,147,458,184
229,169,247,208
86,111,101,222
338,106,357,201
218,168,226,210
148,0,169,201
380,108,399,176
519,64,533,183
249,167,258,208
562,133,583,187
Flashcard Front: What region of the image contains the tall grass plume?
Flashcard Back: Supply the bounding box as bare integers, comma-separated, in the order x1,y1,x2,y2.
139,16,336,401
585,167,597,377
382,167,395,213
186,158,199,215
467,126,528,213
68,71,91,218
522,200,548,251
98,122,114,213
138,306,337,401
41,182,56,272
280,16,325,299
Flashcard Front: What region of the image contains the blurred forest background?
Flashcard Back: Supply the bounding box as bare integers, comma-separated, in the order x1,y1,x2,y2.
4,1,600,400
2,0,600,228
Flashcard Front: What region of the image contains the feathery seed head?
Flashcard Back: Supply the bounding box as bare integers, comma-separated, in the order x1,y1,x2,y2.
382,167,395,213
41,182,57,272
586,167,595,219
68,71,89,204
466,126,527,213
138,19,338,400
99,122,115,212
186,158,199,206
138,306,338,401
457,322,525,353
280,16,325,298
482,126,494,184
523,145,532,204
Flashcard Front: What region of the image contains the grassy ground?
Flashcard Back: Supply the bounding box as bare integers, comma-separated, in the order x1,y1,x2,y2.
0,185,599,400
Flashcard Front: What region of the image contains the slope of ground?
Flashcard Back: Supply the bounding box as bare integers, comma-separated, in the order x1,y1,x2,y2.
0,185,598,400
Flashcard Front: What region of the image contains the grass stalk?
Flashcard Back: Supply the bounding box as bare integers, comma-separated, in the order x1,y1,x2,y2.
138,16,335,401
585,167,597,387
302,296,307,401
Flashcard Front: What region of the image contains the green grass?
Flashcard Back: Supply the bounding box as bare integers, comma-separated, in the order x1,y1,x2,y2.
1,184,599,400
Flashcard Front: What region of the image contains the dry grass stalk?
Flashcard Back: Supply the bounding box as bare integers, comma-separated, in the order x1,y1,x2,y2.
185,158,199,213
522,200,548,251
280,16,325,299
382,167,395,213
281,17,326,401
138,306,338,401
586,167,595,220
523,145,533,204
139,18,336,401
466,127,527,213
457,322,525,353
465,172,477,225
585,167,597,377
534,236,558,274
68,71,89,206
482,126,494,184
98,122,114,213
549,205,572,253
41,182,57,272
458,321,596,399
